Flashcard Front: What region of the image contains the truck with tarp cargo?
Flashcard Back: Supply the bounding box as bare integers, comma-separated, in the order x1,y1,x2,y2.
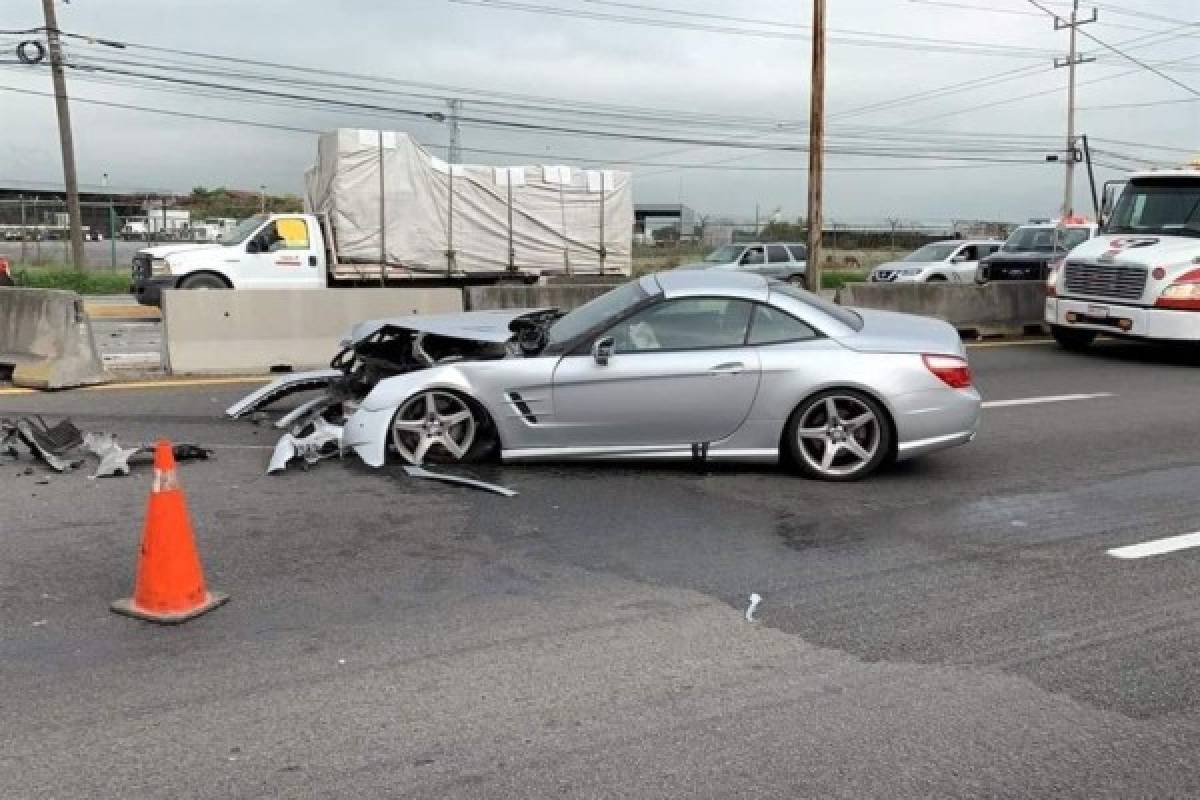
131,129,634,305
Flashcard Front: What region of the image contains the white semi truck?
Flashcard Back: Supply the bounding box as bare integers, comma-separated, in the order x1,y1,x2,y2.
131,129,633,305
1045,164,1200,350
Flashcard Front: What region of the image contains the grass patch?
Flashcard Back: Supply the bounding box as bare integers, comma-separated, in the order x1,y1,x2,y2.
821,270,868,290
12,267,130,294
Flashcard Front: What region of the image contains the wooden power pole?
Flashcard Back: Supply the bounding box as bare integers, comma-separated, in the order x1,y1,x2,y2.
804,0,826,294
41,0,86,271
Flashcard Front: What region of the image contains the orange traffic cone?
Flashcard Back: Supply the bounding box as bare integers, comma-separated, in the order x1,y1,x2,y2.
111,440,228,624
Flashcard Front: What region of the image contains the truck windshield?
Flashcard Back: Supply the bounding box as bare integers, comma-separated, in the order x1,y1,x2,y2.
1107,178,1200,238
1002,226,1090,253
219,214,269,245
903,243,958,262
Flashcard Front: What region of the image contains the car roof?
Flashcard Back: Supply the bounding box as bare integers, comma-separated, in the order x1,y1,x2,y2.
649,269,770,301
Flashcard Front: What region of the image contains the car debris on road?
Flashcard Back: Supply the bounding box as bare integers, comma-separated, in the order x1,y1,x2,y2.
2,416,212,478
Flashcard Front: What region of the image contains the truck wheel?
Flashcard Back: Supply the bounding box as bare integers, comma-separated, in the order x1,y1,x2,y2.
179,273,228,290
1051,325,1096,351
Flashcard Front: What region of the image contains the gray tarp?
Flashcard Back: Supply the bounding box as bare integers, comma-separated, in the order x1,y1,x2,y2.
304,129,633,275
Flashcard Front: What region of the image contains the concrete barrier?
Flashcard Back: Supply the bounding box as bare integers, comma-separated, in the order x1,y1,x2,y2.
162,288,463,375
465,284,615,312
0,288,110,389
834,281,1047,336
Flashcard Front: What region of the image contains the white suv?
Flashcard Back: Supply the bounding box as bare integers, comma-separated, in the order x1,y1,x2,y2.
870,240,1003,283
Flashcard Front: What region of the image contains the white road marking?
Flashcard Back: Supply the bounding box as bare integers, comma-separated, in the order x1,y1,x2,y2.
982,392,1114,409
1108,532,1200,560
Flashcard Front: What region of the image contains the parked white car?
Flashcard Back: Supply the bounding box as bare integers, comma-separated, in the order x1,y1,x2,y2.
870,240,1003,283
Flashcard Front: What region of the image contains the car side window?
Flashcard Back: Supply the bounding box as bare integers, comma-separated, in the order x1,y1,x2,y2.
740,246,765,266
748,304,818,345
958,245,978,261
767,245,790,263
605,297,753,353
787,245,808,262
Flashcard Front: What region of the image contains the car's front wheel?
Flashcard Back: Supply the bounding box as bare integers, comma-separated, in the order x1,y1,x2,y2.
1050,325,1097,351
389,390,494,465
785,390,893,481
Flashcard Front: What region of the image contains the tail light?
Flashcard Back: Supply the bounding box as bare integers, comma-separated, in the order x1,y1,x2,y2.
1045,258,1063,297
1155,268,1200,310
923,354,972,389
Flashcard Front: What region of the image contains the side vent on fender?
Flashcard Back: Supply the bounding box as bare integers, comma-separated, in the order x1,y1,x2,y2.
508,392,538,424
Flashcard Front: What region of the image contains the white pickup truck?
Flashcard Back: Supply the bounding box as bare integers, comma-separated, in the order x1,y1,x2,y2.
130,212,537,305
1046,165,1200,349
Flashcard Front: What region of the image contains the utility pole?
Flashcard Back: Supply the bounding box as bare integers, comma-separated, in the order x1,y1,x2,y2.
41,0,86,271
804,0,826,294
1053,0,1097,218
446,99,462,164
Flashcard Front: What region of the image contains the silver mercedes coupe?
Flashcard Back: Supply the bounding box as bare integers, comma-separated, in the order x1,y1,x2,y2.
229,270,981,481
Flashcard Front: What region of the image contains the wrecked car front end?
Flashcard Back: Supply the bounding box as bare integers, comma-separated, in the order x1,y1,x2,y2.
226,309,560,474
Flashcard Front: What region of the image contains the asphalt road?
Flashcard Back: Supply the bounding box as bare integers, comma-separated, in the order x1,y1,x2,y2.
3,339,1200,798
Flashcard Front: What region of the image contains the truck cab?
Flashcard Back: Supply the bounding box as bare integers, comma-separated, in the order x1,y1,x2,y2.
132,213,327,305
1045,165,1200,349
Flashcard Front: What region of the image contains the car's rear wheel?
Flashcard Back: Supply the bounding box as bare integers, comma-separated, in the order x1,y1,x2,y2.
785,390,892,481
1051,325,1096,351
390,390,494,465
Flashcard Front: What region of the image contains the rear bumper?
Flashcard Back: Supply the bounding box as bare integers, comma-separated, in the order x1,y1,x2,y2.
1046,297,1200,341
890,387,981,461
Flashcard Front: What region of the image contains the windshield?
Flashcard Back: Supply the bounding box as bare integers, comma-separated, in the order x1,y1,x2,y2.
903,243,959,262
1002,226,1090,253
545,280,651,347
770,281,863,331
703,244,744,263
1106,178,1200,238
219,214,269,245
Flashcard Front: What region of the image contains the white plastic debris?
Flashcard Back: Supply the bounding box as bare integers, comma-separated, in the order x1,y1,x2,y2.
403,465,517,497
745,593,763,622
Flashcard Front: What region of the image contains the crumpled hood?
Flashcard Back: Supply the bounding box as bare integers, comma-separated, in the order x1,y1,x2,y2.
872,260,940,272
137,243,224,259
343,308,556,346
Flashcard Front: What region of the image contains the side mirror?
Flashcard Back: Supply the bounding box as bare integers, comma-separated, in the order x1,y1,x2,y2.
592,336,615,366
246,238,262,254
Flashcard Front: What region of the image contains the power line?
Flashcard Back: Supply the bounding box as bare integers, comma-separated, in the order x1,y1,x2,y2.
1027,0,1200,97
443,0,1063,59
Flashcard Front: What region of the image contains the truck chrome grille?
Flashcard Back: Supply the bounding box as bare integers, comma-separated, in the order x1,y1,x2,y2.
1063,262,1147,301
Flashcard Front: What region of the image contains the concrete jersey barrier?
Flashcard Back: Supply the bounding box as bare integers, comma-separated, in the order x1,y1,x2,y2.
834,281,1047,336
162,288,463,375
465,284,616,312
0,288,109,389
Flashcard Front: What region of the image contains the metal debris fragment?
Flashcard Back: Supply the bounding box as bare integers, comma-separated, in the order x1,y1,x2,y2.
82,432,142,479
267,418,344,474
14,417,84,472
402,465,517,497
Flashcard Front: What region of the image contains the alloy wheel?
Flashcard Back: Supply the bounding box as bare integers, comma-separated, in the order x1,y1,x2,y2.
794,394,881,478
390,391,477,465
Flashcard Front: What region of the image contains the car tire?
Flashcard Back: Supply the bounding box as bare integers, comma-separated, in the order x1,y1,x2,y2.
784,389,893,482
389,390,498,465
1051,325,1096,351
178,272,228,290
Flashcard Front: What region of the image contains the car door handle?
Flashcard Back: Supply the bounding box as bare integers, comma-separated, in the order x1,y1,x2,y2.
709,362,745,375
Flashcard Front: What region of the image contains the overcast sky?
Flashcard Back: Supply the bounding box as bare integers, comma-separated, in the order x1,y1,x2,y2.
1,0,1196,224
